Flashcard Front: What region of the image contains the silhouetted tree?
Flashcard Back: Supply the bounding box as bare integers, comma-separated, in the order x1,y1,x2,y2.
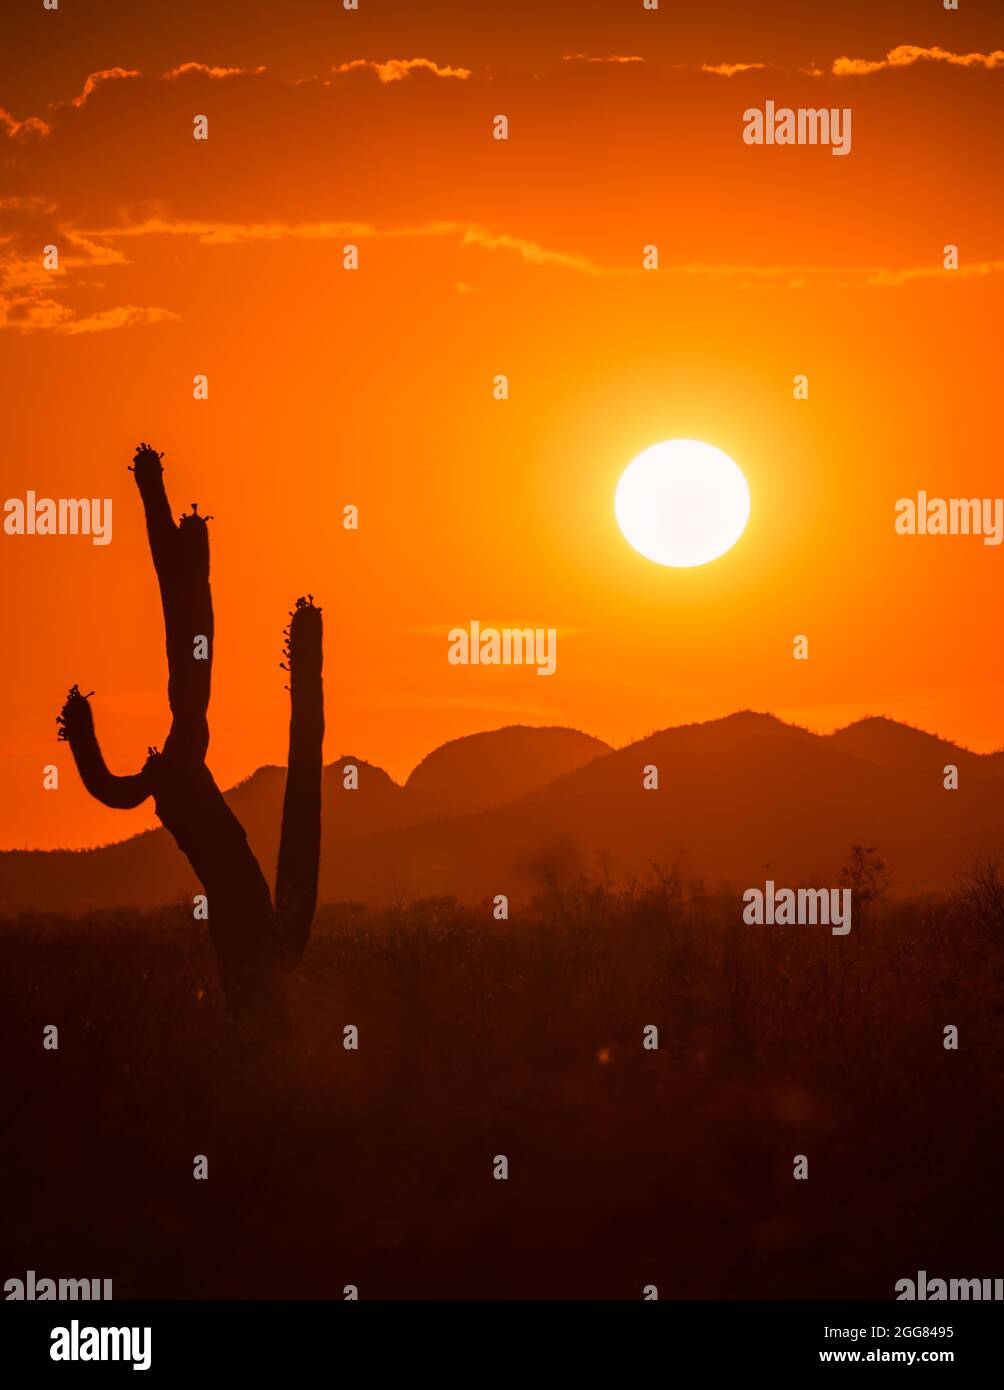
955,858,1004,939
57,443,323,1019
837,844,890,916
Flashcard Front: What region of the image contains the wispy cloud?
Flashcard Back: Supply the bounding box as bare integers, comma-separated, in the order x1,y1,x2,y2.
6,206,1002,335
854,260,1004,286
79,216,378,245
560,54,644,66
67,216,1004,288
67,68,141,109
0,292,178,335
57,304,179,334
75,216,612,273
0,105,50,140
163,62,264,80
666,259,1004,288
832,44,1004,76
0,226,175,335
0,57,467,141
329,58,471,83
457,226,608,275
700,62,767,77
6,42,1000,148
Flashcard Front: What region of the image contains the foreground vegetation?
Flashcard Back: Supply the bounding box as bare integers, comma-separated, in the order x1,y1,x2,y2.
3,869,1003,1298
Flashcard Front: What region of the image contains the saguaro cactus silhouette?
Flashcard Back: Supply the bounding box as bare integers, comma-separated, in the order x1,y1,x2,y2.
57,443,323,1016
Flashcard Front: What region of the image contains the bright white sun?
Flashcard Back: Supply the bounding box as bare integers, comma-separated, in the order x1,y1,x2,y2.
615,439,751,568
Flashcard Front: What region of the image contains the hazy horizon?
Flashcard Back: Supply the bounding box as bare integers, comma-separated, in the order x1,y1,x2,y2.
6,705,1004,854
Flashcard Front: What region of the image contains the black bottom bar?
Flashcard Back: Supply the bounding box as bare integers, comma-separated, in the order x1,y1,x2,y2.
2,1299,996,1379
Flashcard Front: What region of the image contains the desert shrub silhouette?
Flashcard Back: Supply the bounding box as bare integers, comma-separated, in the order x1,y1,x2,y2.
4,875,1003,1297
56,443,323,1017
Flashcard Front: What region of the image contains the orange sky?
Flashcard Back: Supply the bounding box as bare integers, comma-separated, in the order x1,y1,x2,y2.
2,2,1002,849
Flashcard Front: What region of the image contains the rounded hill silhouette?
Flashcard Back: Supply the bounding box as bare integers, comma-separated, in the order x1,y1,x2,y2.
404,725,612,817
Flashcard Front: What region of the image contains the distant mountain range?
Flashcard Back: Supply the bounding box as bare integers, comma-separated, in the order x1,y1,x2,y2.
2,715,1002,915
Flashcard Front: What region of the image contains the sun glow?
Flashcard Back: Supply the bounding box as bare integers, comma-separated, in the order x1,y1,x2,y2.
615,439,751,568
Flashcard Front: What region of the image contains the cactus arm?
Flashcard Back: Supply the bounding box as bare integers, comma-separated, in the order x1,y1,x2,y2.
274,597,324,962
131,442,212,763
130,442,176,573
56,686,151,810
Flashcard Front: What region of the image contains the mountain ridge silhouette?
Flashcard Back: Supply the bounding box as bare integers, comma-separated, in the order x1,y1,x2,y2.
2,714,1001,914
